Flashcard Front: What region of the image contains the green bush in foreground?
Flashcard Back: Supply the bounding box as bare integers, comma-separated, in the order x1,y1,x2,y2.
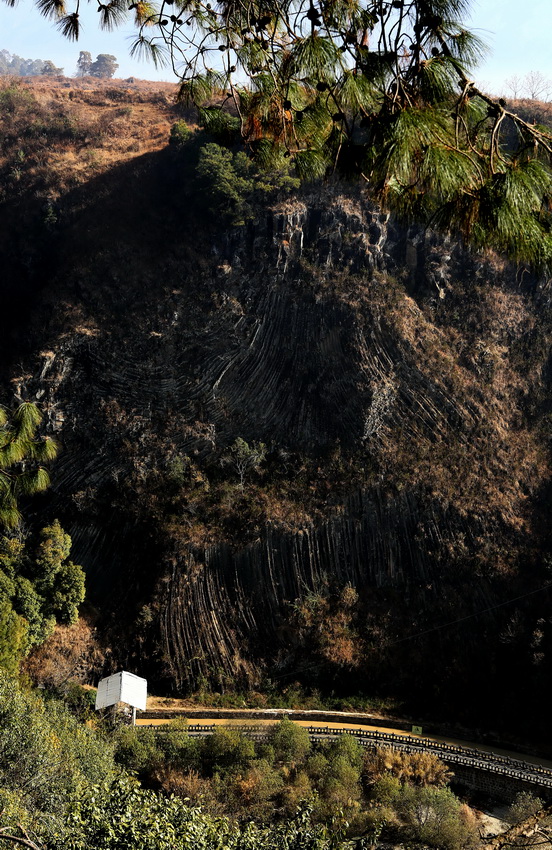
0,670,115,842
61,780,346,850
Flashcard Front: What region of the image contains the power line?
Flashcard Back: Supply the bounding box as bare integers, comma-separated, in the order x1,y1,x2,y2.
272,579,552,680
388,580,552,646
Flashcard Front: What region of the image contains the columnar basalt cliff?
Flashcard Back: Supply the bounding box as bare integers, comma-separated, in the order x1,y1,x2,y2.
3,120,552,733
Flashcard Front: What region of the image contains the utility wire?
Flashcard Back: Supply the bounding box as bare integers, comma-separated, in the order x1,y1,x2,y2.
388,581,552,646
272,580,552,681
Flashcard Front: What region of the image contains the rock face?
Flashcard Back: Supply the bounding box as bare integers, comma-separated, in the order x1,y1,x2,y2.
8,153,552,731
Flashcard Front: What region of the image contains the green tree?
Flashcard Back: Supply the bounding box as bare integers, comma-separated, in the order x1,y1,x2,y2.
195,144,257,224
0,402,58,530
306,750,330,784
0,50,52,76
0,596,27,674
0,521,85,669
114,725,163,778
0,670,115,840
89,54,118,79
32,520,86,626
169,120,193,147
200,726,256,775
325,734,363,772
41,59,63,75
370,773,402,806
173,134,300,223
269,716,311,765
223,437,267,490
155,719,200,772
0,405,84,673
75,50,92,76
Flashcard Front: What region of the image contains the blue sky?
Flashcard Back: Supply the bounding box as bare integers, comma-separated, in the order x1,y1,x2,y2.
1,0,551,90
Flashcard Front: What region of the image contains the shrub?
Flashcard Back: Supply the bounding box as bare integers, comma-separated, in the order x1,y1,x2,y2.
169,120,193,146
200,727,255,775
195,143,257,224
280,770,313,816
363,746,451,788
223,438,267,490
506,791,544,823
397,785,478,850
269,717,311,765
114,726,162,777
0,83,35,115
153,767,217,805
199,107,241,146
57,681,96,721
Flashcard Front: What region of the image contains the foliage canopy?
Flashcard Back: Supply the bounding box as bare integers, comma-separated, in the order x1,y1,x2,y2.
0,669,115,843
0,520,86,672
0,687,481,850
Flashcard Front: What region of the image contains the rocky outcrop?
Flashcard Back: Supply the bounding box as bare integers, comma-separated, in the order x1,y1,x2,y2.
160,488,500,690
7,155,552,731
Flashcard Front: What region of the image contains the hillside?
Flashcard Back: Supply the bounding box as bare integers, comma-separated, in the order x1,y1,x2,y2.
1,76,552,742
0,75,181,368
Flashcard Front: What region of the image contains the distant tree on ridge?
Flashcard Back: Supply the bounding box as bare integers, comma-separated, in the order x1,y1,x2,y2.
41,59,64,76
89,54,118,79
0,48,60,76
76,50,92,77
